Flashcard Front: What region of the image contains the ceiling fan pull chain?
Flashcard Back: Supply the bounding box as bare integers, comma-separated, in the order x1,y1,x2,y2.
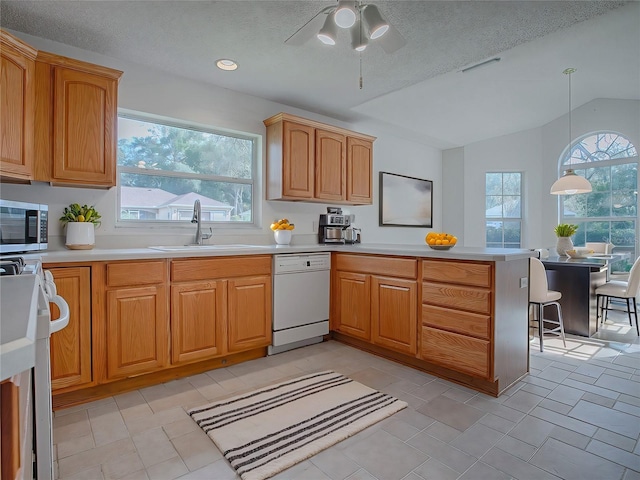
359,55,363,89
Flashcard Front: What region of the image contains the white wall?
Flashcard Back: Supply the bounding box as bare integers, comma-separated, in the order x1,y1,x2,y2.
0,30,442,249
443,98,640,250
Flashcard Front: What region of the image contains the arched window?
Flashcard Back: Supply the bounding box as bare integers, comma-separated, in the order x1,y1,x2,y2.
560,132,638,272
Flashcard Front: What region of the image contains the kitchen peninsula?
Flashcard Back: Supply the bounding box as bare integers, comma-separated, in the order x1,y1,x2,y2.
33,244,532,407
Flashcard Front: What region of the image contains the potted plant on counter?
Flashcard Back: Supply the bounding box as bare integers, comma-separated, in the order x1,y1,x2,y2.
60,204,101,250
554,223,578,256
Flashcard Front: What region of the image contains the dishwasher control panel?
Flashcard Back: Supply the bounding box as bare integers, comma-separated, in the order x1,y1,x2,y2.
273,253,331,274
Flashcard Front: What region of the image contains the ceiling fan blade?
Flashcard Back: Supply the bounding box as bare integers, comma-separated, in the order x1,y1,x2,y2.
285,6,334,46
378,23,407,54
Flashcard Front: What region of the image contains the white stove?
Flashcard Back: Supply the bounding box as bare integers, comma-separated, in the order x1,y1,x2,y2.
0,255,69,480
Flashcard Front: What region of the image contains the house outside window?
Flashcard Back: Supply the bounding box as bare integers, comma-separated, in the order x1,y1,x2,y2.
486,172,522,248
560,132,638,272
117,113,257,226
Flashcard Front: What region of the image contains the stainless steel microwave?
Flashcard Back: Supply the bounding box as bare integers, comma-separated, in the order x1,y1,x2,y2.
0,199,48,254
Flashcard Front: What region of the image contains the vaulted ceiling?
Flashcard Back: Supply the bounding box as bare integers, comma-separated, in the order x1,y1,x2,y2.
2,1,638,148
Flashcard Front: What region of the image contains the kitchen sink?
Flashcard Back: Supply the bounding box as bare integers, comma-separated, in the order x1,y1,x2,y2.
147,244,265,252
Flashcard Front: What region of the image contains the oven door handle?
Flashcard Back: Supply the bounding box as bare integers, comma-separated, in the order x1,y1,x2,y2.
49,294,70,334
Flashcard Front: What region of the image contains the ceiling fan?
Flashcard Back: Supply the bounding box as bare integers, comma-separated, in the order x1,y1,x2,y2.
285,0,406,53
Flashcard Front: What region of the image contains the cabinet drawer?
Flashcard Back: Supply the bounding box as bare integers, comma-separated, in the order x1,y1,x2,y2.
172,255,271,282
423,282,491,314
422,260,492,288
422,304,491,340
107,260,166,287
334,254,417,279
421,326,490,379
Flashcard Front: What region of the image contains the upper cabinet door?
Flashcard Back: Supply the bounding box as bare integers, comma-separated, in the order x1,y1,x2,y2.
347,137,373,204
282,121,315,198
315,129,346,202
52,67,118,186
0,31,36,181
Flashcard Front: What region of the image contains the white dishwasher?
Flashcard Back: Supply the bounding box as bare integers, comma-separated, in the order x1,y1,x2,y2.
269,253,331,355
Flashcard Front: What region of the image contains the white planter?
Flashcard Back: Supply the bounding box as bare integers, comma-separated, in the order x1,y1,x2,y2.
556,236,573,256
65,222,96,250
274,229,292,245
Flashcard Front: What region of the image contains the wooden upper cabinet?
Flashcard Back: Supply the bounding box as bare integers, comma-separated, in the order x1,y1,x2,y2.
282,121,314,199
347,137,373,204
315,129,346,202
264,112,375,205
34,51,122,187
0,30,36,182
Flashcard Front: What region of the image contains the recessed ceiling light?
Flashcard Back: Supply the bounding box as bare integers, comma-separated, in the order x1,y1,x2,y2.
216,59,238,71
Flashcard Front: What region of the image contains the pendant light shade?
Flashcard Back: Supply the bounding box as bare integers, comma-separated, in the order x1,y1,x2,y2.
334,1,357,28
550,169,592,195
361,4,389,39
550,68,592,195
317,13,338,45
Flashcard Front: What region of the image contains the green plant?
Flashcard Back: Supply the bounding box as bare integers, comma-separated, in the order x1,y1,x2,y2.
554,223,578,237
59,204,101,226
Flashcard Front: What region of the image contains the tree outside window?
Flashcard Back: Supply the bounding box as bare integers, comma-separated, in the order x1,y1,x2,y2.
117,115,257,224
560,133,638,272
486,172,522,248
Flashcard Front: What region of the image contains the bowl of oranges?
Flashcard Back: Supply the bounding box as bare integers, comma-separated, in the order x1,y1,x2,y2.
425,232,457,250
270,218,295,245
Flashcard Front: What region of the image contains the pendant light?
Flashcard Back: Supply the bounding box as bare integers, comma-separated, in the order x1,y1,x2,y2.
550,68,592,195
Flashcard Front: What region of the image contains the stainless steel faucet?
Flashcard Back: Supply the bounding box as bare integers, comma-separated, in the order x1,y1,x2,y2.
191,199,212,245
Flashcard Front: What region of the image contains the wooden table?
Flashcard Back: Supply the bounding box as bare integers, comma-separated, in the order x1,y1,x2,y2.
541,256,610,337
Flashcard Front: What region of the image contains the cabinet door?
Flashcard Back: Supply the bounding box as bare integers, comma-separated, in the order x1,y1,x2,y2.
0,37,34,180
171,281,226,364
371,276,417,355
227,275,272,352
106,285,168,379
346,137,373,204
335,271,371,340
49,267,92,391
282,121,314,198
315,129,346,202
52,67,117,186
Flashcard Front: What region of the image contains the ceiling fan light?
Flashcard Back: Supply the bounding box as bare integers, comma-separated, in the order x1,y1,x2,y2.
550,169,592,195
362,4,389,39
334,1,357,28
317,13,338,45
350,20,368,51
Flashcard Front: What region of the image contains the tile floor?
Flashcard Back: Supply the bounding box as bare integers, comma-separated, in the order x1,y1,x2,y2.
53,312,640,480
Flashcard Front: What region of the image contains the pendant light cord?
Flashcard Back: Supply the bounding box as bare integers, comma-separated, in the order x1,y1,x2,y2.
564,67,576,165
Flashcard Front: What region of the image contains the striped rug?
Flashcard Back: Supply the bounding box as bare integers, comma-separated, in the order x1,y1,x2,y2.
188,370,407,480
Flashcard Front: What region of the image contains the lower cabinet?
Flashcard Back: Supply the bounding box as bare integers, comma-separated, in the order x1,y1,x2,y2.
170,256,272,364
49,266,92,391
227,276,272,352
419,259,493,380
333,254,418,355
371,276,417,355
171,280,226,364
104,261,169,380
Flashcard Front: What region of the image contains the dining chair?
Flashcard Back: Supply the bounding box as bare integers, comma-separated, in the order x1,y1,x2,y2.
529,257,566,352
595,255,640,335
585,242,614,254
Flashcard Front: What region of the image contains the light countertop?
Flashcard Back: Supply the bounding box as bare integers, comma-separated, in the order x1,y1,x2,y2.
0,275,39,381
30,243,534,264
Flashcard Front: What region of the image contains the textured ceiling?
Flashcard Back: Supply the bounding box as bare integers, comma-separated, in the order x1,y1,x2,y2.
1,1,638,148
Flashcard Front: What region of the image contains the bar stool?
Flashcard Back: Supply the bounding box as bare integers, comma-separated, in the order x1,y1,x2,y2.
529,257,566,352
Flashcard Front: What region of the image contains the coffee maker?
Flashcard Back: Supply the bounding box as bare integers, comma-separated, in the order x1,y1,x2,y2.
319,207,350,244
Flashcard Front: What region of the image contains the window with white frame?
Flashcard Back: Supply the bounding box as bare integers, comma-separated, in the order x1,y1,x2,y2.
560,132,638,272
485,172,522,248
117,114,257,225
